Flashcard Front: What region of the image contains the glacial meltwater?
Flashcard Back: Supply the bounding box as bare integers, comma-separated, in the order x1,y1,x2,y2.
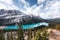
4,22,48,30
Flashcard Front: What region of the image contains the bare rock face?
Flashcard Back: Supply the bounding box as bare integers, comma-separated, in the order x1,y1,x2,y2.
0,9,44,26
0,9,26,25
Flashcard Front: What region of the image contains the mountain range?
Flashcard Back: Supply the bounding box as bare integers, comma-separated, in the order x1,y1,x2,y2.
0,9,60,26
0,9,44,25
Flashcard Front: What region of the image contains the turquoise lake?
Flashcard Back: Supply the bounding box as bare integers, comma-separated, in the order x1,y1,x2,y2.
4,22,48,30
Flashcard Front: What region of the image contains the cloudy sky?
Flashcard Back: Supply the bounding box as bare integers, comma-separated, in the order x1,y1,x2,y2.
0,0,60,19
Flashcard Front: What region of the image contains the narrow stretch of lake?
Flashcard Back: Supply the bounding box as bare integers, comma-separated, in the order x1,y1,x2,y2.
4,22,48,30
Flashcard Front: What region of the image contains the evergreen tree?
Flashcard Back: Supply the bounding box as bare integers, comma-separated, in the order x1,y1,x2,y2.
28,29,32,40
41,30,49,40
17,22,24,40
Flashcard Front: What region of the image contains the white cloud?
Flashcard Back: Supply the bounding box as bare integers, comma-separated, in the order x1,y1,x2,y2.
23,0,60,19
32,4,43,16
19,0,32,14
23,5,38,15
0,0,19,10
6,4,19,10
19,0,27,4
20,0,43,16
0,0,13,4
19,0,30,10
0,0,60,19
40,1,60,19
0,3,6,9
37,0,46,4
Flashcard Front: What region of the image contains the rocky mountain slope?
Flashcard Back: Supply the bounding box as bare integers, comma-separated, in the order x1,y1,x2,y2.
0,9,44,25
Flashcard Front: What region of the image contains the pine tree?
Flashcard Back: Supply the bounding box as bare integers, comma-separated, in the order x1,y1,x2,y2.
17,22,24,40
